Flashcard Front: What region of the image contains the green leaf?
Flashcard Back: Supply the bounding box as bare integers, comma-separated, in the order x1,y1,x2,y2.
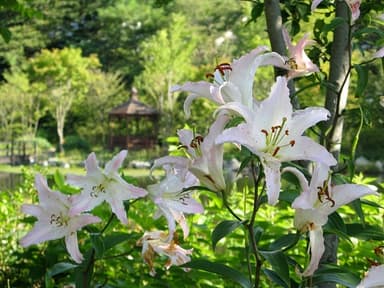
350,199,365,224
53,169,80,194
346,223,384,240
269,233,300,251
46,262,78,278
260,250,290,287
75,249,95,288
183,259,251,288
312,264,360,287
354,65,368,98
103,232,135,251
0,26,11,43
91,234,105,258
212,220,244,251
262,268,290,288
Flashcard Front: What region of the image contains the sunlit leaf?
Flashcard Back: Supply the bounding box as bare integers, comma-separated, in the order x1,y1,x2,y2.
269,233,300,251
212,220,245,251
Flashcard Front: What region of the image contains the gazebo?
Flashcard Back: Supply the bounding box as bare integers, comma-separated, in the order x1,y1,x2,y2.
108,88,160,150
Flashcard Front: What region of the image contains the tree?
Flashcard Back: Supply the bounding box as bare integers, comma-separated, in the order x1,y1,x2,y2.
134,13,197,136
27,47,100,153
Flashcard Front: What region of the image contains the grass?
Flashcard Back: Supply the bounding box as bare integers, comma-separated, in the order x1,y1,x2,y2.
0,164,163,177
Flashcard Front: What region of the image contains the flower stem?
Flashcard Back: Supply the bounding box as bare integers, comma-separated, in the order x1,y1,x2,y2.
247,160,264,287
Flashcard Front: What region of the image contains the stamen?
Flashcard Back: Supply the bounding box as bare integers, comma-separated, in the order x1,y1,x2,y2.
289,140,295,147
261,129,268,136
205,73,214,79
272,146,280,157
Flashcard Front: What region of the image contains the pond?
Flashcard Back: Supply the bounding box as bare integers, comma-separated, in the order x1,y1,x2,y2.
0,172,23,191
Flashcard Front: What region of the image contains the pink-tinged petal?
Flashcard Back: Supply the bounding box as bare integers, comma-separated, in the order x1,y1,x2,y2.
373,47,384,59
301,227,325,277
107,196,128,224
20,222,66,247
66,174,87,187
262,159,282,205
165,197,204,215
85,152,100,175
346,0,360,21
105,150,127,174
65,232,83,263
257,51,287,69
158,206,177,237
290,107,330,136
279,136,337,166
322,183,379,215
151,156,190,175
357,264,384,288
70,214,101,231
311,0,324,11
35,174,70,209
69,192,105,216
170,209,189,239
282,27,294,50
21,204,43,218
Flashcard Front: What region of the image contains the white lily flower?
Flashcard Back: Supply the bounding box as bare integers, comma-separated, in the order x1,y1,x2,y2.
216,76,337,205
281,28,320,79
67,150,148,224
148,163,203,239
137,230,193,276
172,46,285,118
312,0,361,21
20,174,101,263
357,264,384,288
283,163,379,276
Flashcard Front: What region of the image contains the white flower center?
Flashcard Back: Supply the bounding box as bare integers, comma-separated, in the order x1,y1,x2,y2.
90,183,107,198
260,117,295,157
206,63,232,86
49,212,69,227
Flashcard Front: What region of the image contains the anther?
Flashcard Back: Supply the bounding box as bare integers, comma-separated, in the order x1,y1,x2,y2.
261,129,268,136
289,140,295,147
272,146,280,157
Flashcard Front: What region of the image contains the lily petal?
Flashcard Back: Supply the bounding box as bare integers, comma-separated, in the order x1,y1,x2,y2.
279,136,337,166
290,107,330,136
323,183,378,215
65,232,83,263
105,149,127,175
262,159,282,205
301,227,325,277
357,264,384,288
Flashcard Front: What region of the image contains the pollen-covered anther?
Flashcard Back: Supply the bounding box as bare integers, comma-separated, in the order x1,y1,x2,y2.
272,146,280,157
289,140,295,147
205,72,214,79
215,63,232,76
261,129,268,136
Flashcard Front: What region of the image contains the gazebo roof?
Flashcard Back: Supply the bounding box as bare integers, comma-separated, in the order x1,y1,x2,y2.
109,89,158,116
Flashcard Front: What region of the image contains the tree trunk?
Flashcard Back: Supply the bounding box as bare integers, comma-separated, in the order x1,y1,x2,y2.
320,2,351,287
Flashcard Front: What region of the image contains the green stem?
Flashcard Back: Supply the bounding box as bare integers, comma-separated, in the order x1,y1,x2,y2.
247,160,264,287
221,190,243,222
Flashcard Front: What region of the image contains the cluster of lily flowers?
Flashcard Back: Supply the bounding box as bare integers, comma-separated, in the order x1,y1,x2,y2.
20,3,384,285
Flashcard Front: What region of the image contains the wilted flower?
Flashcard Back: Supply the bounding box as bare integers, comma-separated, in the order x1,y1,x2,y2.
20,174,101,263
137,230,193,276
283,163,378,276
216,76,336,205
67,150,147,224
